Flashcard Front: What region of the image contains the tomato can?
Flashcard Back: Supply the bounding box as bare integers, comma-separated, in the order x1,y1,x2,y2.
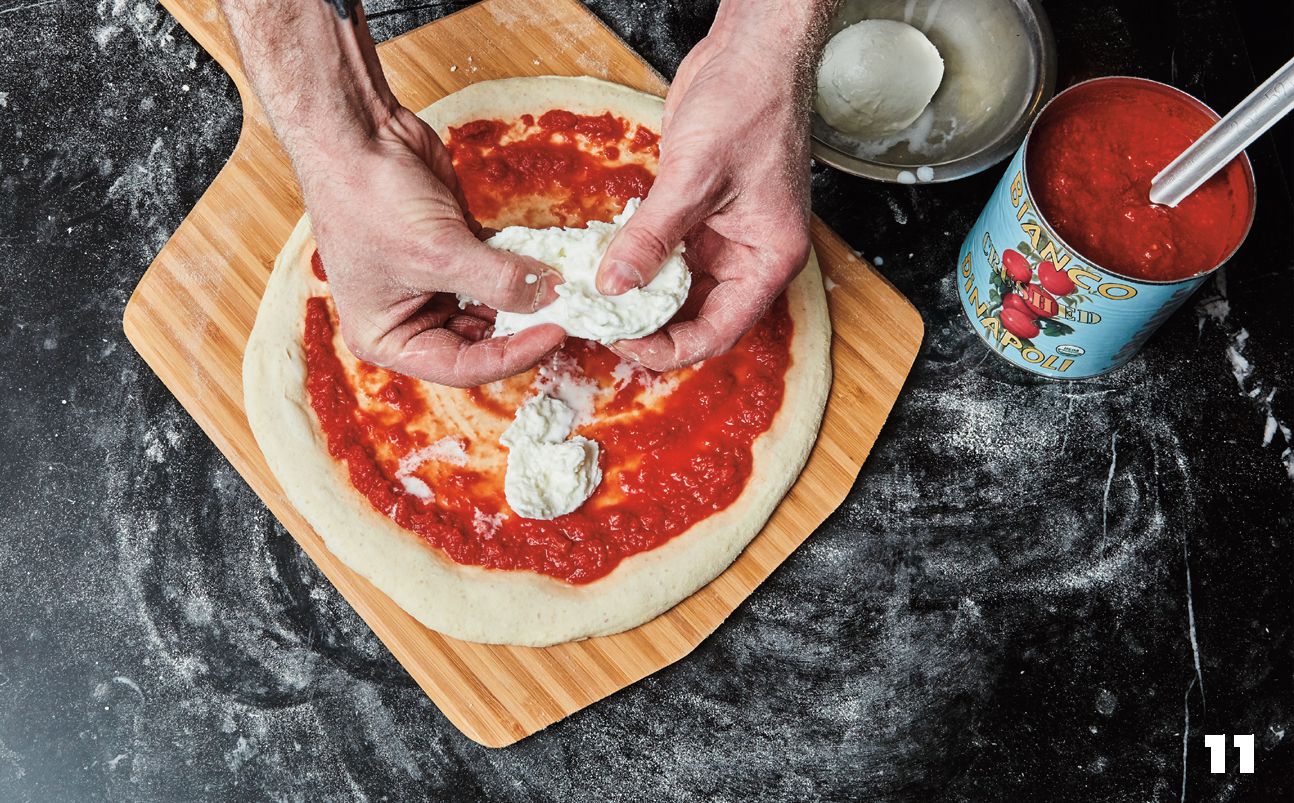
955,77,1256,379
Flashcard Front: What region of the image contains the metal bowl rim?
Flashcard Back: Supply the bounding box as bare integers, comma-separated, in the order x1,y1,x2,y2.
810,0,1057,183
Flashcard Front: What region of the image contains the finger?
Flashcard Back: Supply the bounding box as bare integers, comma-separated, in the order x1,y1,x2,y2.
459,301,498,322
393,323,566,388
614,277,777,372
425,130,466,199
419,133,489,241
432,231,563,313
596,190,700,296
444,313,492,341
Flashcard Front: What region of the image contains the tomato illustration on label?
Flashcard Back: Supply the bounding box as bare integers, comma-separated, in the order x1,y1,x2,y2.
986,243,1075,345
1002,248,1033,283
1021,283,1058,319
1002,293,1031,317
1000,307,1041,339
1037,260,1076,295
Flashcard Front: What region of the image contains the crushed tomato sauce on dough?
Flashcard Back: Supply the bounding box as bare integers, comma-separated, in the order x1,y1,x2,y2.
448,109,658,228
301,109,794,584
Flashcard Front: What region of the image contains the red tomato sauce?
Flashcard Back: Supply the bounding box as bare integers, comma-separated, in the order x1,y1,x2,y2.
303,296,791,584
310,250,327,282
302,110,794,584
1027,80,1252,282
446,109,659,227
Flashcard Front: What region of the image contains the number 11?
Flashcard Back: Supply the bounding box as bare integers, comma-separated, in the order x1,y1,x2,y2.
1204,734,1255,773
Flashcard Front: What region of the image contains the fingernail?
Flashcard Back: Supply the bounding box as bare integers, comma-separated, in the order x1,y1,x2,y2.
534,269,562,307
600,260,642,295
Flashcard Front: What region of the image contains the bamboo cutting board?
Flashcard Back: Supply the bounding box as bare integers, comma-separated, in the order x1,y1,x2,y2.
124,0,924,747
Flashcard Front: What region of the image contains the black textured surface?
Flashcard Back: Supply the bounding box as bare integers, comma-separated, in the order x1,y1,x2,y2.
1,1,1292,801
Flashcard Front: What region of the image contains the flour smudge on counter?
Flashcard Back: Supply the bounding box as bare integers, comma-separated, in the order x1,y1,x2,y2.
1196,270,1294,480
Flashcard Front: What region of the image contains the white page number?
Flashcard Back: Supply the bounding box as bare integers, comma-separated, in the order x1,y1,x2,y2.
1204,734,1255,774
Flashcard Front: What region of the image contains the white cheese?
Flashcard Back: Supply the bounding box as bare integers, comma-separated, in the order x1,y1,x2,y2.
399,476,434,501
533,350,601,426
815,19,945,140
394,436,468,503
485,198,690,344
610,358,678,407
471,507,505,538
500,394,602,520
398,437,469,475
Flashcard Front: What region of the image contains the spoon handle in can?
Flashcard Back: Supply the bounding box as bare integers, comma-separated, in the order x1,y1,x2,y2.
1150,55,1294,208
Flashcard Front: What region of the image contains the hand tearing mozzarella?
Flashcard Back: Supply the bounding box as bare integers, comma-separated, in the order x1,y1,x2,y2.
482,198,691,345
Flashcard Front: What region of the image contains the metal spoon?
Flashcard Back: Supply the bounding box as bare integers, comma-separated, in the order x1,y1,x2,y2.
1150,55,1294,208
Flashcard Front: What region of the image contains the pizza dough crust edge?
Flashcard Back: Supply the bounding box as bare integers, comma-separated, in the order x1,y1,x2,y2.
244,77,832,647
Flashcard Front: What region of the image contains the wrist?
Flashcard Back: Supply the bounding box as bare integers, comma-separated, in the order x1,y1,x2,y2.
708,0,839,101
273,56,396,167
278,84,395,173
221,0,396,172
711,0,838,55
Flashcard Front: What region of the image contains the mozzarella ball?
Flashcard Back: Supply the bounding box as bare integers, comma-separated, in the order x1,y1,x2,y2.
815,19,945,140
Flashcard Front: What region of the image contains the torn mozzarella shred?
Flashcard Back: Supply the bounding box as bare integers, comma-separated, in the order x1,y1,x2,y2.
610,358,679,407
398,437,469,474
500,394,602,520
399,476,434,501
472,508,506,538
394,436,469,503
533,350,601,426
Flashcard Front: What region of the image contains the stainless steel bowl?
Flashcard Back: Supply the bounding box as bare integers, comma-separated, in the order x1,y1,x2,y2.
810,0,1056,183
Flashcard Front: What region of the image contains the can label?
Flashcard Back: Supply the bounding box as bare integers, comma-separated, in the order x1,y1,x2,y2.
956,145,1209,379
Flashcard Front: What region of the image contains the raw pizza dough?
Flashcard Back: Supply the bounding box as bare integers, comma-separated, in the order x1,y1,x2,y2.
244,76,832,646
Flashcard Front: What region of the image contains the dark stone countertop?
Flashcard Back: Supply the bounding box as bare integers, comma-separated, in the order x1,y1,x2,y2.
1,1,1291,800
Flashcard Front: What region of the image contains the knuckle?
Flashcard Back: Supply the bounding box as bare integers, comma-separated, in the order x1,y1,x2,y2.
437,370,478,389
663,155,705,186
491,262,531,308
693,335,733,365
417,228,471,276
340,326,395,368
414,356,458,387
450,349,485,388
771,231,812,274
339,327,376,363
622,225,675,267
639,352,677,373
713,333,741,359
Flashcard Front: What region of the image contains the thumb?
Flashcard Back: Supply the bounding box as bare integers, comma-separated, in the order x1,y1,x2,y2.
438,233,562,313
596,193,698,296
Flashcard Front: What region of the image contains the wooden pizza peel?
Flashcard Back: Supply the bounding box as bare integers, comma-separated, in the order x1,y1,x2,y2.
123,0,924,746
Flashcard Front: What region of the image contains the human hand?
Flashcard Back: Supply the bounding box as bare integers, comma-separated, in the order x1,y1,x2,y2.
304,106,566,387
221,0,565,387
594,4,826,371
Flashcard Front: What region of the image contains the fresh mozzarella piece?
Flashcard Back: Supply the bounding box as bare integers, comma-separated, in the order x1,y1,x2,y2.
499,394,602,520
484,198,690,344
815,19,945,140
